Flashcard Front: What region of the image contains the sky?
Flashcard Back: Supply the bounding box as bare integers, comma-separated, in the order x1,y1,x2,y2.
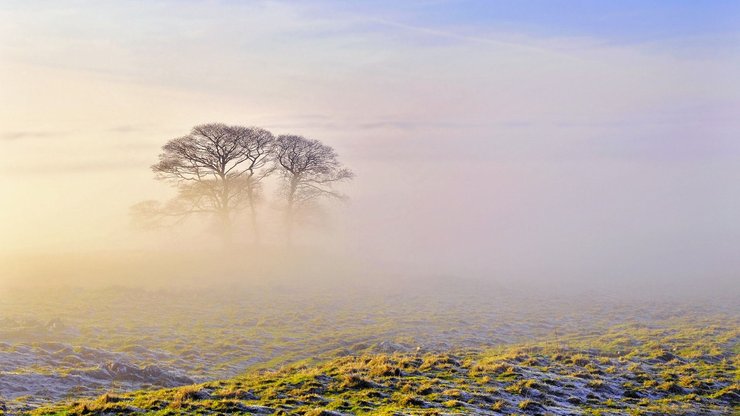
1,1,739,287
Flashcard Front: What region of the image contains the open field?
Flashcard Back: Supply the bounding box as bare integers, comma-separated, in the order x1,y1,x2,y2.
0,280,737,415
25,319,739,415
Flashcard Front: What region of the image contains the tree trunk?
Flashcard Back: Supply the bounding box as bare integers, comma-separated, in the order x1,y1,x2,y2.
285,178,298,246
219,210,234,249
219,173,234,249
247,186,260,245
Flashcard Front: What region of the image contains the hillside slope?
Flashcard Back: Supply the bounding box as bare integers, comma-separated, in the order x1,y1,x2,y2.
23,320,738,416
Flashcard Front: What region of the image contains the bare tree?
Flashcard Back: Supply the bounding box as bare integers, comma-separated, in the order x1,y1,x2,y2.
133,123,274,246
230,126,274,243
273,135,353,244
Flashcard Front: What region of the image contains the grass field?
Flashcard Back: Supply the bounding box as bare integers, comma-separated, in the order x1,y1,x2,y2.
1,281,737,415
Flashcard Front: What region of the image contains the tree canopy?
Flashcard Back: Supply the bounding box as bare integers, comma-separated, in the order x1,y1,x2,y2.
133,124,353,246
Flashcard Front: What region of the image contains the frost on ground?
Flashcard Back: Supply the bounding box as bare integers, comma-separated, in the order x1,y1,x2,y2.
23,319,739,415
0,283,737,415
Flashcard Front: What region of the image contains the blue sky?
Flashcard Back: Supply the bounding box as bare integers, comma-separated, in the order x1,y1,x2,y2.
309,0,740,42
8,1,737,45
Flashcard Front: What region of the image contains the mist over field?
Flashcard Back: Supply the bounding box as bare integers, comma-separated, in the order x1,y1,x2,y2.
1,1,739,415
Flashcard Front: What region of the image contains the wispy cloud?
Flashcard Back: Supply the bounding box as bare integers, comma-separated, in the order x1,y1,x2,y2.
365,16,561,55
0,131,66,141
0,159,147,175
263,117,535,133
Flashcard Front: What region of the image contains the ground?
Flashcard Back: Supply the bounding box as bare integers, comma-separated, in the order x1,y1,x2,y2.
1,282,737,415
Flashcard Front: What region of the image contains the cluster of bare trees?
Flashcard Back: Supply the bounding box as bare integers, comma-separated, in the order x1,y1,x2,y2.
132,123,353,246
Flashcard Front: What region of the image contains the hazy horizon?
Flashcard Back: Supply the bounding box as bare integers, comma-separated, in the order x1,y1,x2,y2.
2,1,740,293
